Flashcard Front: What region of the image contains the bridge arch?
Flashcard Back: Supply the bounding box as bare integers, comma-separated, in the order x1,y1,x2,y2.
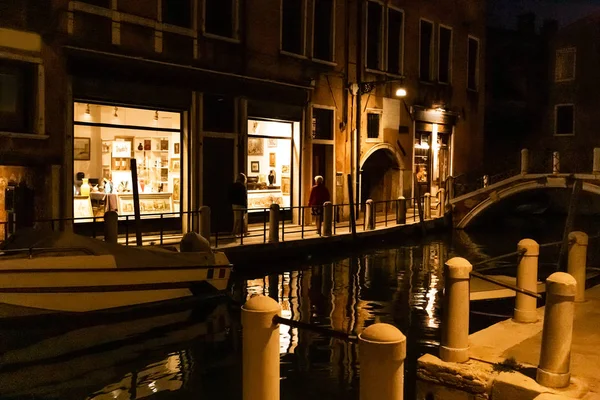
359,144,403,204
456,180,600,229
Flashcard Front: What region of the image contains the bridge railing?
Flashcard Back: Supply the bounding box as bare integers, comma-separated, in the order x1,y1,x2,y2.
449,147,600,200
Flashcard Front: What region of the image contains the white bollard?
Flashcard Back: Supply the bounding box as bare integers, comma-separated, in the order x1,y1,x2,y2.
103,211,118,244
440,257,473,363
365,199,375,230
242,295,281,400
594,148,600,174
536,272,577,388
199,206,211,243
322,201,333,237
269,203,280,243
521,149,529,175
424,193,431,220
438,189,446,215
359,323,406,400
514,239,540,323
567,231,588,302
552,151,560,174
483,175,489,188
396,196,406,224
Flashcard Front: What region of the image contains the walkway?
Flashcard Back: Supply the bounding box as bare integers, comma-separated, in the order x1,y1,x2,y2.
116,206,443,249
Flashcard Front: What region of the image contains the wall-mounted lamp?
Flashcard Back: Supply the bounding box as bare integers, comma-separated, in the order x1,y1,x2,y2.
85,104,90,115
114,106,119,118
395,88,407,97
154,111,159,121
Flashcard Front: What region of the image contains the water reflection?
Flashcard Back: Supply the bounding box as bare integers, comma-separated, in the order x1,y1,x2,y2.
6,227,570,400
236,241,448,399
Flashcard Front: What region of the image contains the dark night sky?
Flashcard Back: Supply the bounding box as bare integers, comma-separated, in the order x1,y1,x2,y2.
487,0,600,29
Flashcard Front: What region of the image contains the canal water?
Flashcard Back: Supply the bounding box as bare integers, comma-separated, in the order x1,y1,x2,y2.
2,215,600,399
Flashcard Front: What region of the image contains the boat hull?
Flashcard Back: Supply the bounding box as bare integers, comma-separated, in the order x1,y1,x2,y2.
0,254,231,316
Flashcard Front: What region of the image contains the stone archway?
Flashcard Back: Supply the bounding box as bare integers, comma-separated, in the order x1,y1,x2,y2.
359,144,402,204
456,180,600,229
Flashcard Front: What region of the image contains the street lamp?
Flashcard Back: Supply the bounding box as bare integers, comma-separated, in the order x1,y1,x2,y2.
395,88,407,97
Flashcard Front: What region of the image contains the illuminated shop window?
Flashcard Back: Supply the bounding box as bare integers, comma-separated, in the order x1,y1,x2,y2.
72,102,182,221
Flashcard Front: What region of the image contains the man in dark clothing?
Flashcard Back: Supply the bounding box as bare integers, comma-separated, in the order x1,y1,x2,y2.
230,173,248,236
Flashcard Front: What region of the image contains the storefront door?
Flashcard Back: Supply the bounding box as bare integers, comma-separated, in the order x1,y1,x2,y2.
414,131,431,195
203,137,235,233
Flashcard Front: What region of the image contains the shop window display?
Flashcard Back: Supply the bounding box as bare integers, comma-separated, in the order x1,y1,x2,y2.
247,119,293,210
73,102,182,221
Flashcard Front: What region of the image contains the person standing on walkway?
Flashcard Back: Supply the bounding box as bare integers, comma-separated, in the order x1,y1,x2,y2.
230,173,248,237
308,175,330,236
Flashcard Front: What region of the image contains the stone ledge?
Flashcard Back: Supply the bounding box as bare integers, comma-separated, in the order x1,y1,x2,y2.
418,353,590,400
417,353,494,396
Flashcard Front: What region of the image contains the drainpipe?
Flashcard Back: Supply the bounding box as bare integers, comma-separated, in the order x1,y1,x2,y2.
355,0,363,215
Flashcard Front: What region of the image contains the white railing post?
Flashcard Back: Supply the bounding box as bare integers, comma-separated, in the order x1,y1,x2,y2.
103,211,118,244
536,273,577,388
437,189,446,215
242,295,281,400
199,206,211,243
483,175,489,188
514,239,540,323
440,257,473,363
567,231,588,302
552,151,560,174
322,201,333,237
521,148,529,174
424,193,431,220
396,196,406,224
359,323,406,400
269,204,280,243
366,199,375,230
594,148,600,174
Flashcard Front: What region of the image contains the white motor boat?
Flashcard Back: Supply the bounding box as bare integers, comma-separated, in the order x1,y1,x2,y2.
0,229,232,320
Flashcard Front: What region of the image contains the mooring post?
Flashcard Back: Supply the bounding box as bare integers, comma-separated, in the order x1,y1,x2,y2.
424,193,431,220
552,151,560,174
441,257,473,363
359,323,406,400
521,148,529,174
365,199,375,230
199,206,211,243
242,295,281,400
103,211,118,244
483,175,489,188
536,272,577,388
594,148,600,174
437,189,446,215
269,203,280,243
396,196,406,224
323,201,333,237
567,231,588,302
514,239,540,323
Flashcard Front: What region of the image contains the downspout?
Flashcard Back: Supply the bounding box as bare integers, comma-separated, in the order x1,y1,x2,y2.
343,0,350,130
355,0,363,214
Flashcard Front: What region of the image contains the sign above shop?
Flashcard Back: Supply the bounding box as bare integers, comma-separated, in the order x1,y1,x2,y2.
413,108,458,125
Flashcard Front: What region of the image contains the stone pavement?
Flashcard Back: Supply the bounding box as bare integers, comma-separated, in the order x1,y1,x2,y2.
418,283,600,399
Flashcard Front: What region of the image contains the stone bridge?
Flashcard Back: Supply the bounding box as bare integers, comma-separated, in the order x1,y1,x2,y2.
451,173,600,229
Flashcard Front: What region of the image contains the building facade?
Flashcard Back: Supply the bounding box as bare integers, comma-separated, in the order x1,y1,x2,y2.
533,12,600,173
0,0,485,236
484,14,554,176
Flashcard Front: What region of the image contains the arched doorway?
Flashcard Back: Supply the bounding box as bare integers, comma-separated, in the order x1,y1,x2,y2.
360,146,402,205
